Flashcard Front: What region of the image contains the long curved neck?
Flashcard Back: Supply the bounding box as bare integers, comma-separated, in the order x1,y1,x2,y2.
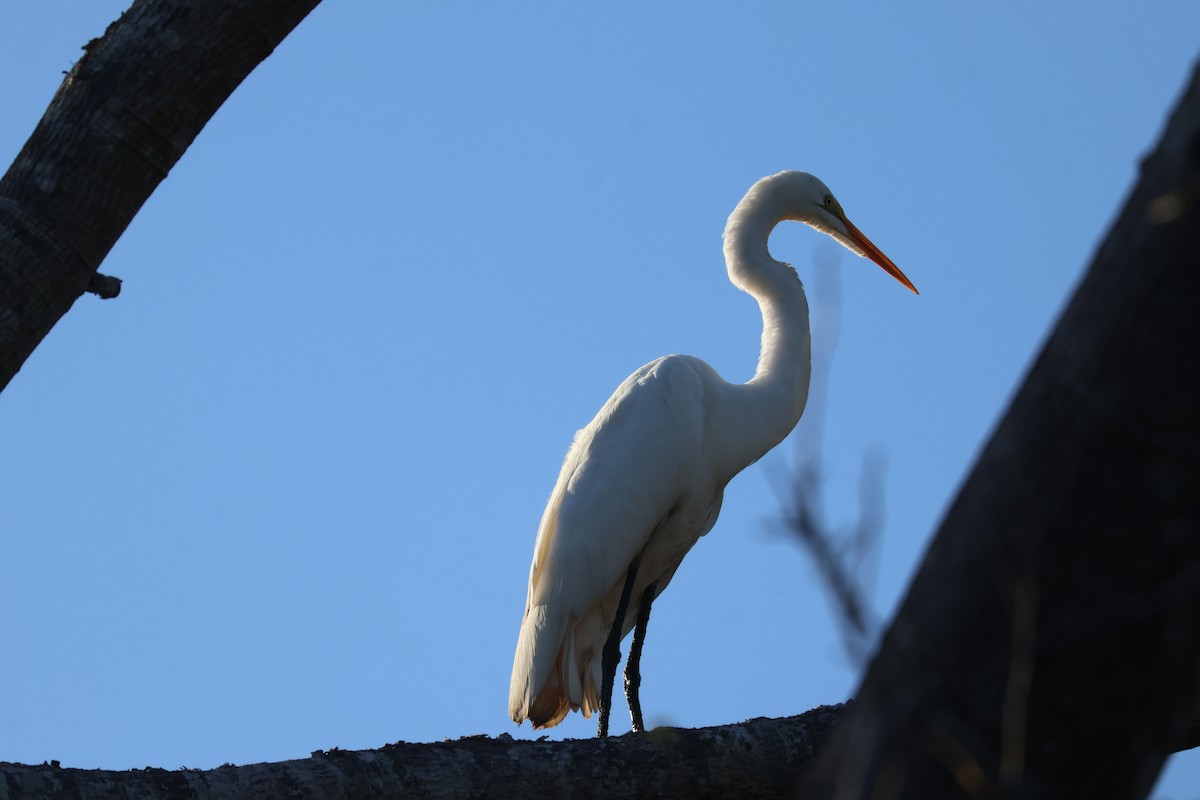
720,192,812,470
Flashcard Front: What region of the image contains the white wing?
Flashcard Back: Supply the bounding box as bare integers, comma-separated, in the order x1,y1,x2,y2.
509,354,712,726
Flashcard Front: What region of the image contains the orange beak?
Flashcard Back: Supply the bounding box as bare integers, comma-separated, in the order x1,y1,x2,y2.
844,218,919,295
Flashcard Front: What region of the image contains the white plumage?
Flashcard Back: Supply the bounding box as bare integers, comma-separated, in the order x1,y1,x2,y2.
509,171,916,733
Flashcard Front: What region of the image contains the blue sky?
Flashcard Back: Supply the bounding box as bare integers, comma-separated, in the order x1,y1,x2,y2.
2,2,1197,795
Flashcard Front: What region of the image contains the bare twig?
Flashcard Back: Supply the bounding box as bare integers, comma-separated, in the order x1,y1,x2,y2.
772,248,885,663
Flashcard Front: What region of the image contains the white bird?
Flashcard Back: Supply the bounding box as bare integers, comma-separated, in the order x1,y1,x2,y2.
509,171,917,737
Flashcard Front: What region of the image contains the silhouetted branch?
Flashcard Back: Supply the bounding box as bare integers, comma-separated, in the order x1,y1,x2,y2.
800,57,1200,800
85,272,122,299
781,453,882,663
0,706,846,800
775,249,883,663
0,0,323,392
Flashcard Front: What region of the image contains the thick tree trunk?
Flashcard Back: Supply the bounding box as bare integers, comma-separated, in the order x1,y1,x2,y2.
799,59,1200,800
0,0,322,392
0,707,842,799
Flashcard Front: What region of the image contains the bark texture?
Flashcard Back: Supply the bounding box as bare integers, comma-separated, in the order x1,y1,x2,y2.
799,59,1200,800
0,707,843,800
0,0,322,391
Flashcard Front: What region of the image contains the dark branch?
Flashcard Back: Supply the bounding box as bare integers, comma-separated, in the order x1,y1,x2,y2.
777,251,883,663
800,58,1200,800
0,706,845,800
85,272,122,299
0,0,323,392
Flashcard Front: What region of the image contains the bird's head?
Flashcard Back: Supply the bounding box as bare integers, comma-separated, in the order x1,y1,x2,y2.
767,171,919,295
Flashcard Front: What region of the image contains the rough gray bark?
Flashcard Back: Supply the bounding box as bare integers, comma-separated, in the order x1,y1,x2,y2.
0,707,843,799
0,0,322,392
799,59,1200,800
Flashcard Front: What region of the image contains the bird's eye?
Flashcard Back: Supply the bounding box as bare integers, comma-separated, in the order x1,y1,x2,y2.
823,195,834,208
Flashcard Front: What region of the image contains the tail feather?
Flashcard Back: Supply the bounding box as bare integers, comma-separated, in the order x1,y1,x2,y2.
510,604,607,729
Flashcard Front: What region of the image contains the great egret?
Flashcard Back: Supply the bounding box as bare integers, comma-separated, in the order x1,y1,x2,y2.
509,171,917,737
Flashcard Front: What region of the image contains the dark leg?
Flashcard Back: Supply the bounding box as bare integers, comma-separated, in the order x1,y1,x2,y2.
598,559,640,738
624,581,658,733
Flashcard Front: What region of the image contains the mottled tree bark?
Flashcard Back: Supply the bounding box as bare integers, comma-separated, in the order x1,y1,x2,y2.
0,707,842,799
800,59,1200,800
0,0,322,391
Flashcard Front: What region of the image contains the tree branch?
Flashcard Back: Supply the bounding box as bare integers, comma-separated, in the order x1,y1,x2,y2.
800,57,1200,800
0,0,322,392
0,706,844,800
776,251,884,665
